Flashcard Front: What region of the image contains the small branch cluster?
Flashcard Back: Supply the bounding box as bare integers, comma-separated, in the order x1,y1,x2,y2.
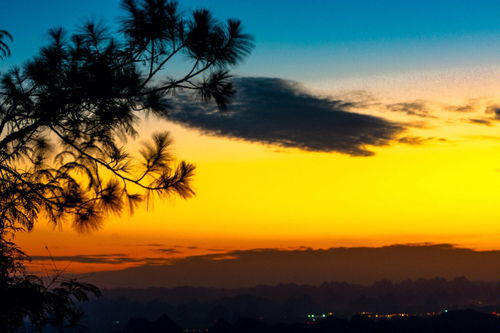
0,238,101,331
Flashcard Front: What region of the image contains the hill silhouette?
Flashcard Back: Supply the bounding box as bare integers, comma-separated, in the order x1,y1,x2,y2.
81,277,500,331
115,310,500,333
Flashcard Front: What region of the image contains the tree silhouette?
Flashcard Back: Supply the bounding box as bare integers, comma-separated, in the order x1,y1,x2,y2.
0,238,101,331
0,0,252,234
0,0,253,330
0,30,12,59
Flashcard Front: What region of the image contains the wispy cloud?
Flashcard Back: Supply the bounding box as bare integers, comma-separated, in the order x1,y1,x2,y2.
31,254,170,265
446,102,478,113
462,104,500,126
154,248,181,254
398,136,447,145
485,105,500,120
467,118,493,126
386,100,430,118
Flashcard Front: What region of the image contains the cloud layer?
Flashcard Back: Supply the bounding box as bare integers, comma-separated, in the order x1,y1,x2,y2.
170,77,403,156
84,244,500,288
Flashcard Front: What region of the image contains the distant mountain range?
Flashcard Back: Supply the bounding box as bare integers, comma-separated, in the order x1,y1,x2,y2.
120,310,500,333
81,277,500,331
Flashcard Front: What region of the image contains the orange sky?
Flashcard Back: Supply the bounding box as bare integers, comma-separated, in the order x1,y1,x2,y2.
17,67,500,275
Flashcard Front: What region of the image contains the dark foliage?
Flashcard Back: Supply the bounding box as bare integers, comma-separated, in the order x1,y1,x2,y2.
0,238,101,331
0,0,253,331
0,0,252,233
0,30,12,59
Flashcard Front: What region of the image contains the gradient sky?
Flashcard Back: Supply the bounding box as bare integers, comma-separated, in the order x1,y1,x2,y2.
4,1,500,280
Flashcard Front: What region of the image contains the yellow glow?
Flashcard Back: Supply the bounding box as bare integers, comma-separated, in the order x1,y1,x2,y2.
16,80,500,273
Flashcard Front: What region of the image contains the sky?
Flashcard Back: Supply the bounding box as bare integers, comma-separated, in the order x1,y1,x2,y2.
3,1,500,285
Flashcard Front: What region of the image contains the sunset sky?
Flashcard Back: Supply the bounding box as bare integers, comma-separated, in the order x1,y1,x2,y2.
3,1,500,282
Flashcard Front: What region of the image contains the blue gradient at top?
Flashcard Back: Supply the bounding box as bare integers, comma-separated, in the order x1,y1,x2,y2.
192,0,500,43
1,0,500,79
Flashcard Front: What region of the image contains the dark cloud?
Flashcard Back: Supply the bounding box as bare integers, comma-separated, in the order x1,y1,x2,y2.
385,101,430,117
85,244,500,288
31,254,170,265
31,254,140,265
464,105,500,126
172,245,199,250
155,248,181,254
468,118,492,126
398,136,446,145
447,103,477,113
170,77,404,156
485,105,500,120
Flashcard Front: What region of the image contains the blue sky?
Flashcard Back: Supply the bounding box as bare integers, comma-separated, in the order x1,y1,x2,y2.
2,0,500,80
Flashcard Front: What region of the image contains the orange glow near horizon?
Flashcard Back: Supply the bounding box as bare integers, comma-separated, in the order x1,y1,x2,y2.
16,76,500,274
